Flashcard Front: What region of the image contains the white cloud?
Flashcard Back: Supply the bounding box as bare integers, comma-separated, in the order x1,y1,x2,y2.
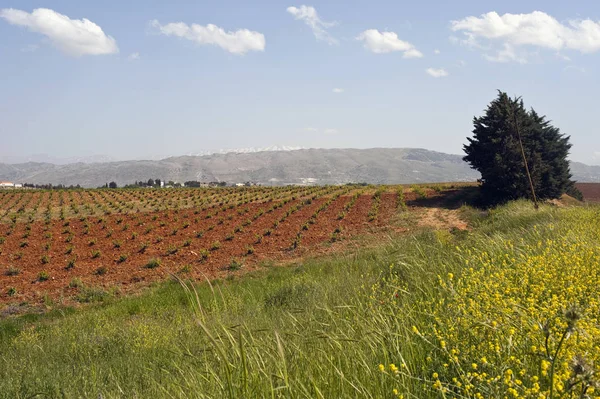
127,52,140,60
434,49,441,54
332,88,344,93
356,29,423,58
323,128,339,135
287,5,338,45
426,68,449,78
483,43,528,63
150,20,265,54
457,59,467,67
564,65,586,73
403,48,424,58
0,8,118,56
451,11,600,63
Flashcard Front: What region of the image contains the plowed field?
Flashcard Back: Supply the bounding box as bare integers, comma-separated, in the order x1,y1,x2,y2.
576,183,600,202
1,186,426,306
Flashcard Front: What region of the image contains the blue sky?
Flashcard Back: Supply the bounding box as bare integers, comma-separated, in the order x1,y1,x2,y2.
1,0,599,164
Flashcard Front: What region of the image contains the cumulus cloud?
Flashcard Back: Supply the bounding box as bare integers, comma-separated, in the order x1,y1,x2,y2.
332,88,344,93
356,29,423,58
451,11,600,62
127,52,140,60
0,8,118,56
483,43,528,63
426,68,449,78
434,49,441,54
150,20,265,54
287,5,338,45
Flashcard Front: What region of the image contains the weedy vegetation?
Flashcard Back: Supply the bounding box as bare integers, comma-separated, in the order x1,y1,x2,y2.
0,158,595,399
1,200,598,398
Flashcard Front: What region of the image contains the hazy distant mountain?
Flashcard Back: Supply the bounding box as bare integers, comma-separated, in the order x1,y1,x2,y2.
0,154,117,165
0,146,305,166
0,148,598,188
569,162,600,183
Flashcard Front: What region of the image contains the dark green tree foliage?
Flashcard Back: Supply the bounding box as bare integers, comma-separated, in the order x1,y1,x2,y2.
464,91,581,205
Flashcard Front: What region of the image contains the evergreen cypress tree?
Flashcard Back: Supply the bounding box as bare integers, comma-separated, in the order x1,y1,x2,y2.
463,91,580,205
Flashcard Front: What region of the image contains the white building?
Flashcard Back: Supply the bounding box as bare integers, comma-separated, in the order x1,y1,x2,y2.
0,181,15,188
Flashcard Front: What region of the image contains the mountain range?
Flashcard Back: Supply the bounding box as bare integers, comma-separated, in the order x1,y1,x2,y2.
1,148,599,188
0,146,304,165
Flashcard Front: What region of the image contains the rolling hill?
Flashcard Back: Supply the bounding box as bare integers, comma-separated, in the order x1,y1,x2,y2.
1,148,598,187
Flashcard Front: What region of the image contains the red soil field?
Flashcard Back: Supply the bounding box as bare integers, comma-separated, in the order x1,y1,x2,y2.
0,186,406,308
576,183,600,202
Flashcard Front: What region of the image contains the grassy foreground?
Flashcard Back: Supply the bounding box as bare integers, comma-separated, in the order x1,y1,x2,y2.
1,201,600,398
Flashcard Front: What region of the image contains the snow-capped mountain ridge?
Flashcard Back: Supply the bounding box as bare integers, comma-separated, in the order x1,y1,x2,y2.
187,146,304,157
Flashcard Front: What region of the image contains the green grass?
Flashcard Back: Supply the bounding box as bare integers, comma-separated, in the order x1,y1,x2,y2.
0,200,597,398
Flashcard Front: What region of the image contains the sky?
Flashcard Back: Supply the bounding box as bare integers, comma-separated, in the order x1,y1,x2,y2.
1,0,599,165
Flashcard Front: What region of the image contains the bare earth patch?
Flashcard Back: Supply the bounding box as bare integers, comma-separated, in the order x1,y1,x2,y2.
417,208,468,231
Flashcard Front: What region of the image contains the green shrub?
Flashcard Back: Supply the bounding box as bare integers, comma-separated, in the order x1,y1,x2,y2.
227,258,243,271
69,278,83,288
139,242,149,253
5,266,20,276
66,259,76,270
144,258,161,269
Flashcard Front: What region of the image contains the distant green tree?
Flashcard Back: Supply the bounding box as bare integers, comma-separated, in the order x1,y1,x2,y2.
463,91,581,205
108,181,118,189
155,179,161,187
